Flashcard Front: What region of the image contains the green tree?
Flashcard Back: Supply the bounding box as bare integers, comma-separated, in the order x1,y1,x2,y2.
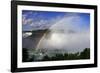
22,48,29,62
79,48,90,59
42,55,50,61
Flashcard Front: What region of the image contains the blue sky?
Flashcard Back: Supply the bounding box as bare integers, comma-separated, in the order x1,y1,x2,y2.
22,10,90,31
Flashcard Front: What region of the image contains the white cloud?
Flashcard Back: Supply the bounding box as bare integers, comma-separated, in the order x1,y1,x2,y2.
22,32,32,38
22,12,61,31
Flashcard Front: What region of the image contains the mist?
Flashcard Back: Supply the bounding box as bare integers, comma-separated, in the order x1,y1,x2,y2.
36,14,90,53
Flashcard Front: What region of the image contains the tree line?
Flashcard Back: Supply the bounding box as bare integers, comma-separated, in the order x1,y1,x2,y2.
22,48,90,62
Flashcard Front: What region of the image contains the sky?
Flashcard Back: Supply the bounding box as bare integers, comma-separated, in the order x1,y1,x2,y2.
22,10,90,31
22,10,90,53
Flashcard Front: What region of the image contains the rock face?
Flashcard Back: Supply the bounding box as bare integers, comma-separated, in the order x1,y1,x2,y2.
22,30,47,49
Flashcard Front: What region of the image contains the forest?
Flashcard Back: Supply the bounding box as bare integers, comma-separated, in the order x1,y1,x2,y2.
22,48,90,62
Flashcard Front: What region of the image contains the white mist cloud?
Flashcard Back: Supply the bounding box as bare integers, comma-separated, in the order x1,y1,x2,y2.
36,14,90,53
